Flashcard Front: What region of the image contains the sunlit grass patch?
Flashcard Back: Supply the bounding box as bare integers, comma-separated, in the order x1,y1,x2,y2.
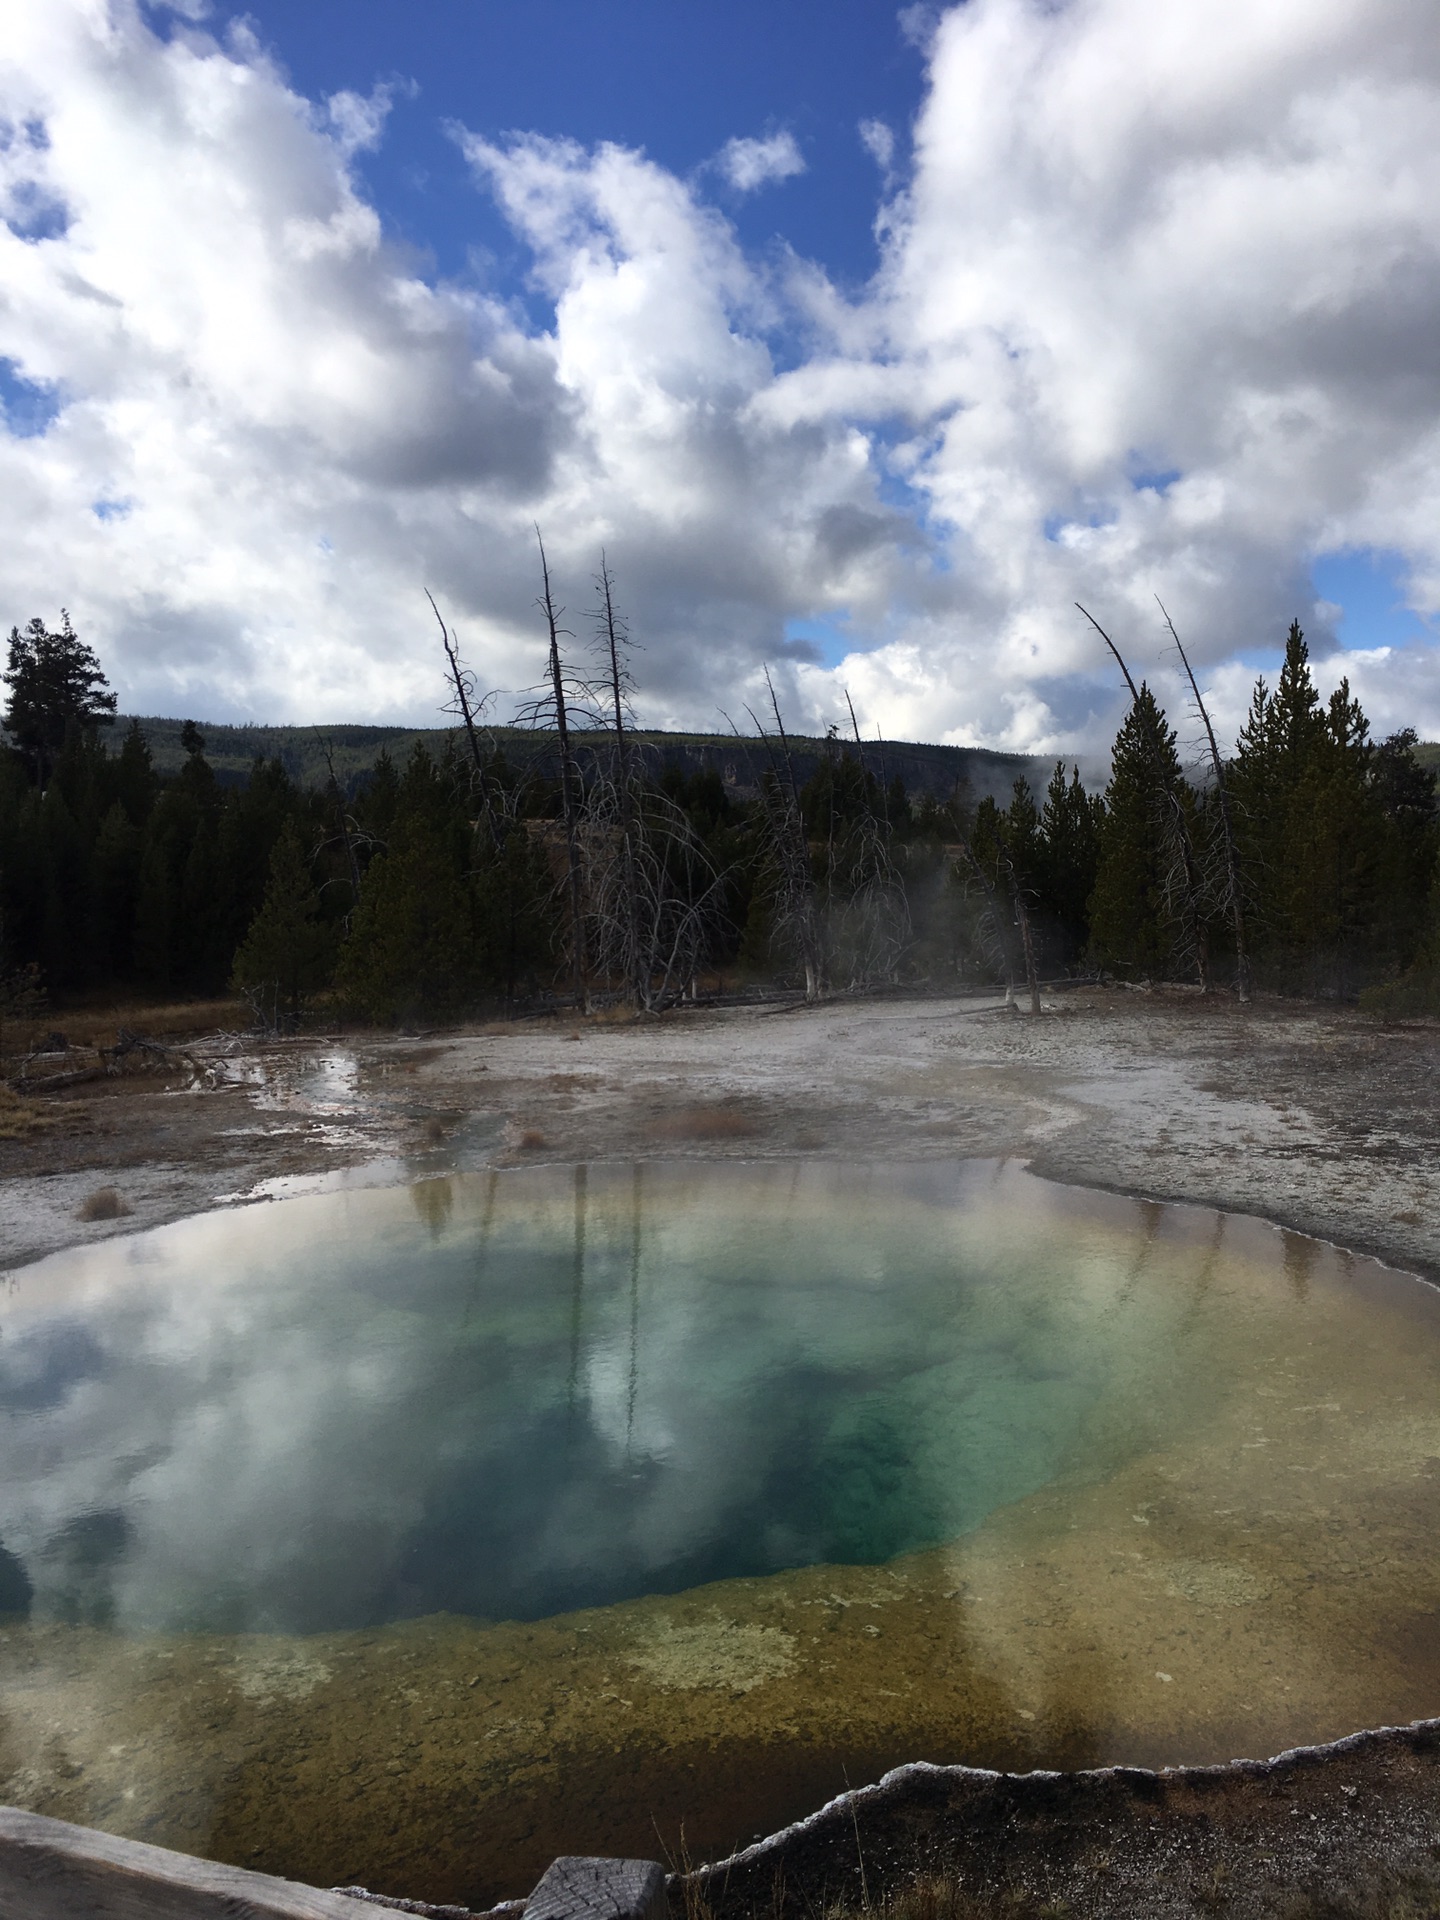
0,1084,58,1139
59,997,249,1049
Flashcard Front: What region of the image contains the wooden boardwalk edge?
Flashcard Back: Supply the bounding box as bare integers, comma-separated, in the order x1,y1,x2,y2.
0,1804,383,1920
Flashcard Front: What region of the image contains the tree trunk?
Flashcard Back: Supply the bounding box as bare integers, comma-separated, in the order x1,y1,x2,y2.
536,531,588,1010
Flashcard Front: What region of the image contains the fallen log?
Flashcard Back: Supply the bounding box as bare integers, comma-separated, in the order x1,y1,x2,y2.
0,1806,381,1920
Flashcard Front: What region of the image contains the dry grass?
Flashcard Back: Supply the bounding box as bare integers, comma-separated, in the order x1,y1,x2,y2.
0,1084,58,1140
646,1103,760,1141
678,1872,1055,1920
11,997,249,1058
582,1002,642,1026
1279,1869,1440,1918
677,1863,1440,1920
76,1186,131,1222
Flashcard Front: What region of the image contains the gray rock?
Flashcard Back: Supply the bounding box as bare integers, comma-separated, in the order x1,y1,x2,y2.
524,1857,666,1920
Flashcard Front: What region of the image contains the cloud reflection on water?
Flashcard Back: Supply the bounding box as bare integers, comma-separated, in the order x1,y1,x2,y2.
0,1162,1298,1636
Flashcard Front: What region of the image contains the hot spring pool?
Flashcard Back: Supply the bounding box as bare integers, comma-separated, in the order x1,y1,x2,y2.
2,1159,1439,1906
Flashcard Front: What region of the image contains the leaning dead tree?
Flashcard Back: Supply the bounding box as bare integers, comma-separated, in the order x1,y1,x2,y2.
430,591,493,791
1157,599,1252,1004
1077,602,1212,992
430,592,547,1004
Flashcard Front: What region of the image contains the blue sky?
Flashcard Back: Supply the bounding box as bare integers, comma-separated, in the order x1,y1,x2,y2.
4,0,1440,746
1311,550,1435,659
192,0,927,298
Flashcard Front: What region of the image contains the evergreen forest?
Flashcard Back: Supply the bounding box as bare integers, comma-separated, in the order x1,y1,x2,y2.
2,592,1438,1038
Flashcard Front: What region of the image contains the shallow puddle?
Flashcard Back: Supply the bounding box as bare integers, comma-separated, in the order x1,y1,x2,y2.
2,1160,1439,1907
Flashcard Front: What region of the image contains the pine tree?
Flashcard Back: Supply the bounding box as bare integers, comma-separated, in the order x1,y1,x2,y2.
92,802,142,979
0,891,45,1065
1232,625,1393,991
38,785,96,989
113,721,158,827
336,812,479,1023
472,821,557,1001
1371,728,1439,970
1231,621,1327,977
131,832,176,990
1268,677,1393,995
231,822,333,1026
215,758,299,963
1039,761,1103,964
3,612,117,786
1088,685,1185,978
999,778,1044,885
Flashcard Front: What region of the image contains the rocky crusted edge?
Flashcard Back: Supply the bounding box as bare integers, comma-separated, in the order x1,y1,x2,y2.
330,1716,1440,1919
331,1888,526,1919
682,1716,1440,1916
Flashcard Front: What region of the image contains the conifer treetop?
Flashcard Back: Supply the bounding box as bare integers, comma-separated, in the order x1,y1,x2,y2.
3,611,117,785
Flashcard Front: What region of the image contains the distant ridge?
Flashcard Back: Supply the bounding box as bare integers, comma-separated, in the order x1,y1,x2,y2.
112,716,1097,806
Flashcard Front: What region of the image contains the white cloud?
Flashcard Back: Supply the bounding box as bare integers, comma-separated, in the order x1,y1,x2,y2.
798,0,1440,747
897,5,942,54
859,118,895,173
324,83,401,159
715,129,806,195
2,0,1440,750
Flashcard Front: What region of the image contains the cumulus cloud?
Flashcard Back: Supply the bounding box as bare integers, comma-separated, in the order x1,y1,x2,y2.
0,0,583,720
859,118,895,173
715,129,806,194
1,0,1440,748
839,0,1440,745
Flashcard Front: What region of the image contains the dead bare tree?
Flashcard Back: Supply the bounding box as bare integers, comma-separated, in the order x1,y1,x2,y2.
430,590,515,851
1157,598,1252,1004
429,591,554,1006
591,555,645,1006
429,592,492,787
581,774,726,1009
512,532,592,1009
581,559,726,1009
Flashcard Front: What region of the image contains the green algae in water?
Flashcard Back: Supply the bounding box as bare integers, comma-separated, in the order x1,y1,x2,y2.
0,1162,1223,1632
3,1160,1440,1907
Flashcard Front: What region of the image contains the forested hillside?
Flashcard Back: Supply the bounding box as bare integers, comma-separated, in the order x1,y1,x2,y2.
110,714,1057,809
1,608,1437,1031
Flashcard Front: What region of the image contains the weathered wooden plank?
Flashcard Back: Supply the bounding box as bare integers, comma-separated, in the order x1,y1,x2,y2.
0,1806,384,1920
523,1857,666,1920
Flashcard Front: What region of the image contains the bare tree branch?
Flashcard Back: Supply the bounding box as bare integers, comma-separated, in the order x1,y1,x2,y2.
1157,597,1252,1003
